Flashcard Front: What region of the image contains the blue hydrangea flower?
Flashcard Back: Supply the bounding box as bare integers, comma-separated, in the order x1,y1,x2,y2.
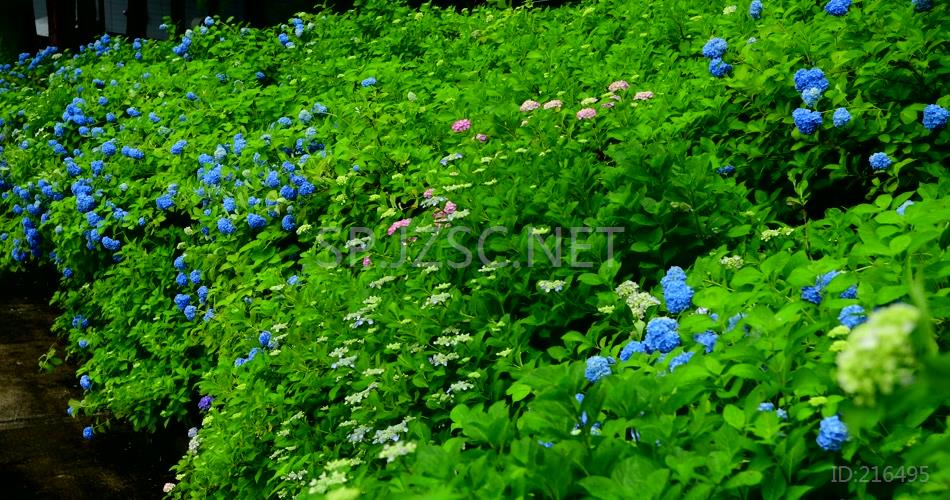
708,58,732,78
83,426,94,439
174,254,187,271
126,107,141,117
817,270,840,289
749,0,763,19
793,68,829,93
259,331,272,347
817,415,849,451
101,141,116,156
661,266,694,313
101,237,120,251
694,331,718,353
824,0,851,16
869,152,892,170
176,272,188,287
361,76,377,87
838,305,867,328
584,356,614,383
64,268,73,278
277,117,292,127
758,402,775,412
776,409,788,420
73,315,88,329
247,214,267,230
911,0,931,12
792,108,822,135
171,140,187,155
644,317,681,353
801,87,822,107
80,374,91,390
174,293,191,311
197,286,209,304
288,275,299,286
189,270,201,284
801,286,823,305
896,200,915,216
716,165,735,176
922,104,948,130
156,194,175,211
668,352,693,372
839,285,858,299
203,309,215,321
218,218,235,235
184,305,197,321
78,339,88,349
619,340,646,361
223,197,235,213
702,38,728,59
281,215,296,231
833,107,851,127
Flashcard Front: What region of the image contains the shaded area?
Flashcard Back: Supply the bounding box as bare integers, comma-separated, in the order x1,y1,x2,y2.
0,270,186,499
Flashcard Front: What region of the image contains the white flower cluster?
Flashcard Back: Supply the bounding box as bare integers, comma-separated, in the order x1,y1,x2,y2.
538,279,566,293
720,255,744,269
372,419,410,444
344,382,379,406
368,275,396,289
433,328,472,347
760,226,795,241
343,295,381,328
422,292,452,308
428,352,460,367
836,304,919,405
378,441,417,463
614,280,660,320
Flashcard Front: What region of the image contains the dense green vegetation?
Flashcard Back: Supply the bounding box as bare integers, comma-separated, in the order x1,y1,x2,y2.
1,0,948,497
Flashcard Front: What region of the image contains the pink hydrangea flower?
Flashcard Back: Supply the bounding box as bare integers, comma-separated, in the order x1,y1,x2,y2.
609,94,622,101
444,201,457,215
387,218,412,236
601,101,615,109
576,108,597,120
608,80,630,92
423,188,434,199
520,100,541,112
543,100,562,110
474,133,488,142
451,119,471,133
634,91,654,100
163,483,176,493
362,255,372,267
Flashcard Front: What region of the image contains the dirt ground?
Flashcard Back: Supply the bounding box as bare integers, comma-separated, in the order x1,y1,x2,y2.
0,270,185,499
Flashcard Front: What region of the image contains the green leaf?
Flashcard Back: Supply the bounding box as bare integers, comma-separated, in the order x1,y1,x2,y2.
723,404,745,430
506,383,532,402
724,470,763,489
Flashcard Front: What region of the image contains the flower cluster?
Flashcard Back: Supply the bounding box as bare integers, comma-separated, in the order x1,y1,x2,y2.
661,266,694,313
836,303,919,404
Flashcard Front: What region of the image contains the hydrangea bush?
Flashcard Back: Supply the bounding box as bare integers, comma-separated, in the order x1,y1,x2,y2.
0,0,948,498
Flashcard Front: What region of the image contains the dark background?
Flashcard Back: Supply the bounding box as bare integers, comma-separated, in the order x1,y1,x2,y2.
0,0,579,64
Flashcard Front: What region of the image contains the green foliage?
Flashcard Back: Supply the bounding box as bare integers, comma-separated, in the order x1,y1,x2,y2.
0,0,947,498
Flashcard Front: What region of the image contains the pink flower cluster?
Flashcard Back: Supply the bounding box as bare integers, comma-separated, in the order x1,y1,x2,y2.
608,80,630,92
543,100,562,110
634,91,654,100
387,218,412,236
423,188,434,199
451,119,471,133
474,133,488,142
520,100,541,112
576,107,597,120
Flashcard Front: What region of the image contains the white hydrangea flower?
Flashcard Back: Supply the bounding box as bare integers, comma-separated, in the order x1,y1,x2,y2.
378,441,417,463
836,304,919,405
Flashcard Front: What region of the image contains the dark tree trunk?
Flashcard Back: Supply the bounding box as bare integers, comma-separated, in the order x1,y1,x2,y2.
126,0,148,39
46,0,77,48
171,0,186,33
